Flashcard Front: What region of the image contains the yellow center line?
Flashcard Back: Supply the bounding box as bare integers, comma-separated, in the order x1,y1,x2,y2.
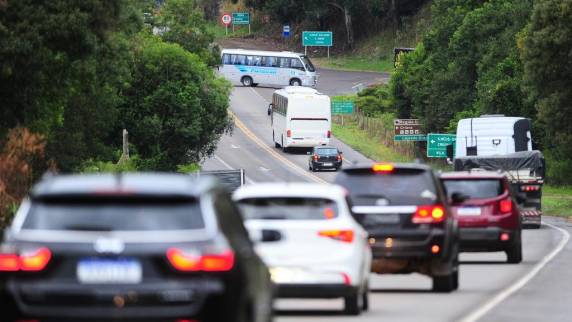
229,111,327,184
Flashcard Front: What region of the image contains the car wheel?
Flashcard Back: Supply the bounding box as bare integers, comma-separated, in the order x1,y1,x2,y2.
241,76,253,87
506,231,523,264
273,132,280,148
343,291,361,315
290,78,302,86
282,137,288,153
362,288,369,311
433,270,458,293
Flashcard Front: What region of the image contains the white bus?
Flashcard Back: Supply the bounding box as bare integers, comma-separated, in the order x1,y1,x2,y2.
270,87,331,152
219,49,317,87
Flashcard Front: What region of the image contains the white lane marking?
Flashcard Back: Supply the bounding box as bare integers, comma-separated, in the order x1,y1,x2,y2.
259,166,271,172
231,144,241,149
213,154,256,184
460,222,570,322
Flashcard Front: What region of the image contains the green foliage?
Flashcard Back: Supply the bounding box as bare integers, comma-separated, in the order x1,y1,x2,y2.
120,35,232,171
80,156,140,173
177,163,201,173
355,85,393,117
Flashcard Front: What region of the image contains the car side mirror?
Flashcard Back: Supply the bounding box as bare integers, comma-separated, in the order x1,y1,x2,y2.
261,229,282,243
267,103,273,116
451,192,469,204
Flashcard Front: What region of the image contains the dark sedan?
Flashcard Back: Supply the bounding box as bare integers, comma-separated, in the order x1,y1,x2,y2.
308,146,343,171
0,173,274,322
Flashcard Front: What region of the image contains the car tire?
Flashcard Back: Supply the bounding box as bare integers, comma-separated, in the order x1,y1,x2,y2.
506,231,523,264
241,76,253,87
282,137,288,153
432,270,458,293
343,291,361,316
273,132,280,148
290,78,302,86
362,288,369,311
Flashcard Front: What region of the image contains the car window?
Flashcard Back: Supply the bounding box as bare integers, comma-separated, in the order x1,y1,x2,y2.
442,179,504,199
336,171,437,205
237,197,339,220
23,198,204,231
317,148,338,155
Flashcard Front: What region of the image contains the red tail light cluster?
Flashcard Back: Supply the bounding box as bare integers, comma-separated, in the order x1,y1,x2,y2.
337,154,342,161
286,130,292,138
412,205,446,224
0,247,52,272
313,154,318,161
521,185,540,192
327,130,331,138
499,198,513,214
318,230,355,243
167,248,235,272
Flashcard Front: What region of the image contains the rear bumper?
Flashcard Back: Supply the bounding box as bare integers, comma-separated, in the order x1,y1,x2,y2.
521,209,542,227
286,138,329,148
277,284,355,299
459,227,518,251
6,278,225,319
368,228,450,260
311,160,342,169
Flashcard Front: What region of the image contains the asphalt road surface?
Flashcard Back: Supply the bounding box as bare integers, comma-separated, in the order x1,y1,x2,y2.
202,69,572,322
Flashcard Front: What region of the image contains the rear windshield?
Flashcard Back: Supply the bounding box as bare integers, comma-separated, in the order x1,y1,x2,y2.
237,197,338,220
317,148,338,155
336,171,437,206
442,179,504,199
23,199,204,231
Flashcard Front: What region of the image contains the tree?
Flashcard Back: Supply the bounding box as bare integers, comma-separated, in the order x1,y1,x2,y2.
522,0,572,184
120,35,232,170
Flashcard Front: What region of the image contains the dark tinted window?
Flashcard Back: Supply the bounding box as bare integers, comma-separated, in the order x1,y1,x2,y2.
300,56,315,72
336,170,437,205
317,148,338,156
24,199,204,231
237,197,338,220
442,179,504,199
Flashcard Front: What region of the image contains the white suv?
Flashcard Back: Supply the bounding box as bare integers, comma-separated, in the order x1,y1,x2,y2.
233,183,372,315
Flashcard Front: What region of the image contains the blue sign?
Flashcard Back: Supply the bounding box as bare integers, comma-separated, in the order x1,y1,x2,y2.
283,25,290,37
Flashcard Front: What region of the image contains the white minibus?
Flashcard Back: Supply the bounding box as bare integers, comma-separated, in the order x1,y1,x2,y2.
219,49,317,87
270,87,331,152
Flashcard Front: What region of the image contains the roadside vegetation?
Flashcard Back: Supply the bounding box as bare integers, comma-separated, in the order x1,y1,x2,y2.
0,0,231,220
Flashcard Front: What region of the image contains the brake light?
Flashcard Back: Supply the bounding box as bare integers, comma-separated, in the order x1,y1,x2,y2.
327,130,331,138
337,154,342,161
318,230,354,243
412,205,446,224
313,154,318,161
521,185,540,192
372,163,394,173
499,198,513,214
0,247,52,272
167,248,234,272
287,129,292,137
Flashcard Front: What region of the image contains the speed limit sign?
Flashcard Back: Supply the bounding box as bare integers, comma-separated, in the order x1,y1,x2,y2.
221,14,232,26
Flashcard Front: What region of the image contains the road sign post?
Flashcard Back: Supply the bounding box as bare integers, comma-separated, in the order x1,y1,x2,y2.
427,133,456,158
221,14,231,35
283,25,290,38
232,12,250,34
394,119,426,141
302,31,333,58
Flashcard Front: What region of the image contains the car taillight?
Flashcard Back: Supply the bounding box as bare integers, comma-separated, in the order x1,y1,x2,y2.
287,129,292,137
412,205,446,224
337,154,342,161
318,230,354,243
0,247,52,272
327,130,331,138
499,198,513,214
372,163,394,173
167,248,235,272
521,185,540,192
313,154,318,161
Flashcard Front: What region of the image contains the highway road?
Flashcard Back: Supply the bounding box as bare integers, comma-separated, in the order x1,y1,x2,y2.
202,68,572,322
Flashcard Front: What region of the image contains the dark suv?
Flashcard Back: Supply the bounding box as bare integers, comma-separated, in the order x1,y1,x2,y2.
0,173,274,322
334,163,459,292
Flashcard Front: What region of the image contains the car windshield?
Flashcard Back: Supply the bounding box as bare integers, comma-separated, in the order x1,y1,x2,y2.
337,171,437,205
237,197,338,220
317,148,338,155
23,198,204,231
442,179,504,200
300,55,316,72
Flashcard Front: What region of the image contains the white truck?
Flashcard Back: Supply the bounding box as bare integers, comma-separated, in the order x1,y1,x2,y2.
449,115,544,228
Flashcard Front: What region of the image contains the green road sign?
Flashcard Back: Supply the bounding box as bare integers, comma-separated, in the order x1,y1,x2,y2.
232,12,250,25
427,133,456,158
302,31,333,46
331,100,354,114
394,135,427,141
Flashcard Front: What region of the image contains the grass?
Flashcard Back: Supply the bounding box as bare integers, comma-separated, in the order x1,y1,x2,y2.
332,121,410,162
542,186,572,217
312,56,394,73
206,22,252,40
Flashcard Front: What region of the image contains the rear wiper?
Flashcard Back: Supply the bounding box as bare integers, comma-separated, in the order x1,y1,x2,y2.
257,215,287,220
65,225,113,231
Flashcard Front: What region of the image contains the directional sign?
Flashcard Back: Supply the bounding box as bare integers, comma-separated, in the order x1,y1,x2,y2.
232,12,250,25
394,135,427,141
302,31,333,47
221,14,232,26
427,133,456,158
394,119,425,141
331,100,354,114
283,25,290,37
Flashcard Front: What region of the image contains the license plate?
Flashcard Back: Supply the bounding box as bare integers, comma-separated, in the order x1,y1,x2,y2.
77,258,142,284
269,267,316,284
367,214,400,224
323,163,333,166
458,207,482,216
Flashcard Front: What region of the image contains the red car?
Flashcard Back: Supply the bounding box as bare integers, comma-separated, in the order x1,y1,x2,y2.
440,171,522,263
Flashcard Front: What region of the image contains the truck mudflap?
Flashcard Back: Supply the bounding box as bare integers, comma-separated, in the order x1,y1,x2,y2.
520,208,542,228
